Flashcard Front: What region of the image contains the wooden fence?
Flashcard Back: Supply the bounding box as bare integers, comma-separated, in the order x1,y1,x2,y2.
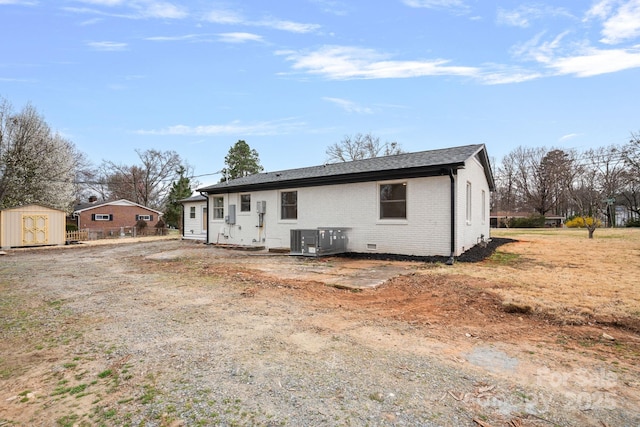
65,230,89,242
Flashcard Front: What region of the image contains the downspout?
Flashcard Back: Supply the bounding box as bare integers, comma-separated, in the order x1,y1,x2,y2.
180,203,185,240
199,192,209,244
446,168,456,265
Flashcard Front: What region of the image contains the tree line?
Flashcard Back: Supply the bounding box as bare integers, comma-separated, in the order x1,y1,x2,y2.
493,137,640,231
6,96,638,233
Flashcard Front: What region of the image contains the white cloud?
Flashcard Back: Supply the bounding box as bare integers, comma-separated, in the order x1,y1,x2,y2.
145,34,202,42
144,2,187,19
277,45,478,80
401,0,467,10
497,5,572,28
203,9,243,25
73,0,123,5
550,46,640,76
256,18,320,33
600,0,640,44
0,0,38,5
559,133,580,142
217,32,264,43
136,118,306,136
66,1,187,20
203,8,320,34
477,68,542,85
514,29,640,77
585,0,618,20
322,97,373,114
86,41,128,51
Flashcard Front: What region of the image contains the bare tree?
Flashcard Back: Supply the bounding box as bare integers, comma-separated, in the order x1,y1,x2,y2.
494,151,521,217
326,133,403,162
506,146,576,216
620,132,640,219
568,161,603,238
0,97,87,211
100,149,189,210
582,145,627,226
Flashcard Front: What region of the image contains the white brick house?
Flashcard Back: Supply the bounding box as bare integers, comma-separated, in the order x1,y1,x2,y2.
197,144,495,260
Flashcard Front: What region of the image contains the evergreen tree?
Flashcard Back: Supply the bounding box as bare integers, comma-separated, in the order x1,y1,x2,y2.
220,140,264,182
164,166,192,229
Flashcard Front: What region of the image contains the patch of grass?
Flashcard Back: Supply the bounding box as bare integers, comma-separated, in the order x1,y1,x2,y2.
488,251,520,265
51,383,88,397
56,413,79,427
138,384,160,404
97,369,112,378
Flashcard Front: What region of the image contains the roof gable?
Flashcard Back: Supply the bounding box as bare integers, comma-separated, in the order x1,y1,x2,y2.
73,199,163,215
199,144,494,193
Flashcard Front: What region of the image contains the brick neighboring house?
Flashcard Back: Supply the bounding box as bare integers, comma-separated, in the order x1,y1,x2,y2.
72,198,163,237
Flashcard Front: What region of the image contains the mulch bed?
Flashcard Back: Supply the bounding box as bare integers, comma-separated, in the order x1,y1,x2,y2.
337,237,517,264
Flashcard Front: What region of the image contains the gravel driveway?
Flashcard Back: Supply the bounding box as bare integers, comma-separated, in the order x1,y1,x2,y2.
1,239,637,426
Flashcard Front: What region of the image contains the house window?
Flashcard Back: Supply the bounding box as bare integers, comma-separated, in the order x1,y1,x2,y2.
190,206,196,219
93,214,111,221
379,182,407,219
481,190,486,224
466,182,472,224
240,194,251,212
281,191,297,220
136,214,152,221
213,197,224,220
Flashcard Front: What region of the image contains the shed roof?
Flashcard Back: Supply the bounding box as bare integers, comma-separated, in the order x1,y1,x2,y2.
0,203,67,213
178,194,207,203
199,144,494,194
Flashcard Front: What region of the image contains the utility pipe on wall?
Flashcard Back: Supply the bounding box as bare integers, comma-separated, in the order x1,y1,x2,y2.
446,168,456,265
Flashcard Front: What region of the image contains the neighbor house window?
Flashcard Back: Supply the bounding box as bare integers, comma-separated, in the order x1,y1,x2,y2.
466,182,472,224
136,214,152,221
190,206,196,219
240,194,251,212
379,182,407,219
93,214,111,221
213,197,224,219
281,191,297,220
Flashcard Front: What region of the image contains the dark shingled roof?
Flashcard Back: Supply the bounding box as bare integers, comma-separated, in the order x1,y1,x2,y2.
198,144,494,194
178,194,207,203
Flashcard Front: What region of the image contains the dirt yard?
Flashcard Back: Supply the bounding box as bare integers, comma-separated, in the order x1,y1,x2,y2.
0,229,639,426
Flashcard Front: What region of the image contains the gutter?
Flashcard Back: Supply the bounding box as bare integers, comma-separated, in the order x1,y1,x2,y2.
199,192,209,244
446,168,456,265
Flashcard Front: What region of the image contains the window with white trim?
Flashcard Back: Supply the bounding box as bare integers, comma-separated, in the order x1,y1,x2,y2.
213,197,224,219
240,194,251,212
190,206,196,219
481,190,486,224
466,181,472,224
136,214,152,221
281,191,297,220
94,214,111,221
379,182,407,219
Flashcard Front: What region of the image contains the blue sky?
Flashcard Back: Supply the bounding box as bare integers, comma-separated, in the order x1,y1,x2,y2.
2,0,640,187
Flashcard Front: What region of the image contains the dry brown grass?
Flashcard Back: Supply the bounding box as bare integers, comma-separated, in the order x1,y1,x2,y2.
445,227,640,328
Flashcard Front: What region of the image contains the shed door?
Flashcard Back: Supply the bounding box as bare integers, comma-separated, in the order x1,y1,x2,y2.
22,215,48,245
